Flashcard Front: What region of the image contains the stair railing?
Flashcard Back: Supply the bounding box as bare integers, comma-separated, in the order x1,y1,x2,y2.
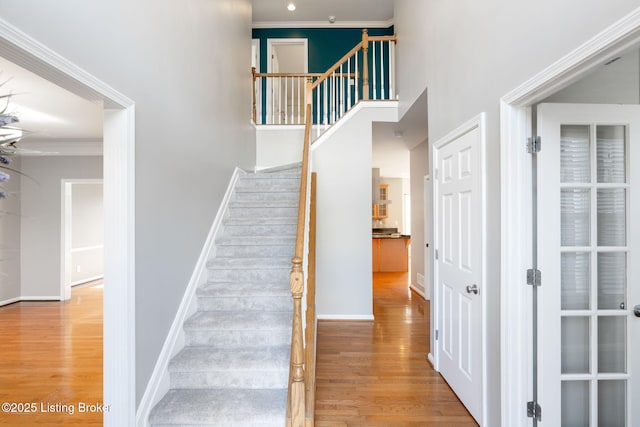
286,29,397,427
252,71,321,125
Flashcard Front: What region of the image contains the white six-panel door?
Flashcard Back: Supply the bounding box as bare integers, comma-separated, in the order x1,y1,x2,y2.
538,103,640,426
433,116,486,424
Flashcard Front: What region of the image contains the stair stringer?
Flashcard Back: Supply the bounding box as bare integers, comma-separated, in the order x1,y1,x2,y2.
135,167,246,427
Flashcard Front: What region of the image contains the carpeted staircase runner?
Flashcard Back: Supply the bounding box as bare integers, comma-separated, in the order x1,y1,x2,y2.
149,166,300,427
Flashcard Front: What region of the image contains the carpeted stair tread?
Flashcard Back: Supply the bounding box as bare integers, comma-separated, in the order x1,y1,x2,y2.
207,257,291,269
184,311,292,331
169,346,289,372
216,235,296,246
149,389,286,426
198,281,289,297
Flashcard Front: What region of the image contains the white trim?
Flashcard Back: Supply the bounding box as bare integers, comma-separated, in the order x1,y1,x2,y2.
499,6,640,426
71,275,104,287
135,167,245,427
253,19,394,29
317,314,375,321
427,352,436,369
71,245,104,253
0,297,21,307
18,140,103,156
409,283,426,299
432,113,487,426
18,296,61,301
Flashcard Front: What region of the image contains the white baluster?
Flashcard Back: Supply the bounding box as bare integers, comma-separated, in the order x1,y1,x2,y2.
347,57,352,111
380,41,385,99
372,41,377,100
390,41,395,100
331,71,336,123
323,79,328,130
355,51,359,103
316,84,320,138
284,76,288,124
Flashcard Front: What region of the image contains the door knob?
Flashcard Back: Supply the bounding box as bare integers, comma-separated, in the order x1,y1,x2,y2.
634,305,640,318
466,284,479,295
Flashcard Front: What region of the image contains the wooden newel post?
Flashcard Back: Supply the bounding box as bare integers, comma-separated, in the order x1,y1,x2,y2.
362,29,369,100
305,78,313,123
290,257,306,427
251,67,257,123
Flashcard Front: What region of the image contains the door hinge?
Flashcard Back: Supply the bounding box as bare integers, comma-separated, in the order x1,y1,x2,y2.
435,249,439,260
527,268,541,287
434,168,439,180
435,329,439,340
527,401,542,421
527,136,541,154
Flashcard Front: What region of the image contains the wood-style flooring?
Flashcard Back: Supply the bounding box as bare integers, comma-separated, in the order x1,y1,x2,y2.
314,272,478,426
0,283,103,426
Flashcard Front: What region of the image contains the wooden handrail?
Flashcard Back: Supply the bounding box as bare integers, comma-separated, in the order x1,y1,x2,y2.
305,172,317,422
310,42,363,91
369,35,398,43
254,72,324,78
288,103,312,427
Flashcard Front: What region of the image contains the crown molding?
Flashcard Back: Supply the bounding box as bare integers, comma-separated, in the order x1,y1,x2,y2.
253,19,393,29
18,139,103,156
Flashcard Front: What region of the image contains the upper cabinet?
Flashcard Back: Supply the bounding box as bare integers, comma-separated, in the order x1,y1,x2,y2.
372,184,389,219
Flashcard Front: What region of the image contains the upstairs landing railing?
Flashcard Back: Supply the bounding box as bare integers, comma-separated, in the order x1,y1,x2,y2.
282,29,397,427
253,29,397,135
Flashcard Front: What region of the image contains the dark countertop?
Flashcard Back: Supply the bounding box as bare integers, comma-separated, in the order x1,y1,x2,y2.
372,234,411,239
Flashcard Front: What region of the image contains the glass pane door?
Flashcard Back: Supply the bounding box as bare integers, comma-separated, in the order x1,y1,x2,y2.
559,123,628,427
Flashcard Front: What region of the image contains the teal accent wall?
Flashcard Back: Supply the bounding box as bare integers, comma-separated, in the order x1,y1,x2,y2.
252,27,394,74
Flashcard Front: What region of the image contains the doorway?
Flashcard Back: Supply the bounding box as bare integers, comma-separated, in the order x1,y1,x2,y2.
0,21,135,426
266,38,308,124
62,179,104,300
501,8,640,425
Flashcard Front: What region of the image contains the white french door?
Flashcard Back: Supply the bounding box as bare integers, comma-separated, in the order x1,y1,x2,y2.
538,103,640,426
433,116,486,425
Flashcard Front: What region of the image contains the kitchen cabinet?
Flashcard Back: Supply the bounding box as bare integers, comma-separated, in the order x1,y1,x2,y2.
372,184,389,219
372,237,410,272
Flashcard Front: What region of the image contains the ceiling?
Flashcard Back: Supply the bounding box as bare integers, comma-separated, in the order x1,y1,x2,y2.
0,56,103,155
253,0,394,26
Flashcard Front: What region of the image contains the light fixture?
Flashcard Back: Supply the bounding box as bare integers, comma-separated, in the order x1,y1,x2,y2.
287,2,296,11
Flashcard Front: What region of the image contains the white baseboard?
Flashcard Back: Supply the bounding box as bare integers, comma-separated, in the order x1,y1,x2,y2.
19,296,61,301
427,352,436,369
317,314,375,321
410,283,427,300
0,296,20,307
72,275,104,287
135,167,245,427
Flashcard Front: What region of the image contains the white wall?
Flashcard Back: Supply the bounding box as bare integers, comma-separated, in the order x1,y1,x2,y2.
0,0,254,405
256,125,304,169
0,157,21,305
394,0,640,424
70,182,104,285
311,102,397,319
20,156,103,298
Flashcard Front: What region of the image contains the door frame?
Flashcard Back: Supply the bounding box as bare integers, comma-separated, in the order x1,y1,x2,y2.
0,18,137,426
500,7,640,426
432,112,487,425
61,179,104,300
266,38,308,123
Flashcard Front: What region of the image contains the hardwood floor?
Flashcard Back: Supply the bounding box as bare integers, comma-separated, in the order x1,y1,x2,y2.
314,272,477,426
0,283,103,426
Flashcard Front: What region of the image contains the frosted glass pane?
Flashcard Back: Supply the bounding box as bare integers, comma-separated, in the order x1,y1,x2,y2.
561,252,590,310
597,189,626,246
561,317,590,374
597,125,626,183
562,381,590,427
598,252,626,310
598,316,626,373
561,125,591,183
562,189,591,246
598,380,626,427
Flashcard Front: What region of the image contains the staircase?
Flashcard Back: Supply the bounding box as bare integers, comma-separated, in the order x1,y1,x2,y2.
149,166,301,427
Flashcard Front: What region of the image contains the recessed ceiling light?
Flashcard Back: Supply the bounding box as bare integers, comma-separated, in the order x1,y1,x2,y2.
287,3,296,11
